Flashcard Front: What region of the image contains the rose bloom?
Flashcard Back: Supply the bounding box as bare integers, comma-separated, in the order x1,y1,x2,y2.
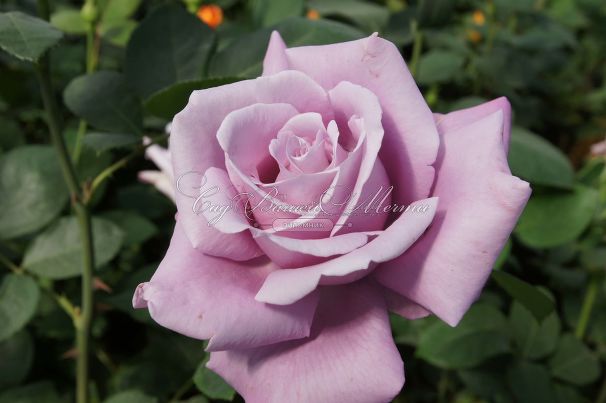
134,32,531,402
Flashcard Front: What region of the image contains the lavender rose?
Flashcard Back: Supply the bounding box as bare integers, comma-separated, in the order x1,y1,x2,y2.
134,32,531,402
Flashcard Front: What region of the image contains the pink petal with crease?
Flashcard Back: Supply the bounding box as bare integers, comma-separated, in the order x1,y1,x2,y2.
132,222,319,351
208,281,404,403
255,197,438,305
374,107,531,326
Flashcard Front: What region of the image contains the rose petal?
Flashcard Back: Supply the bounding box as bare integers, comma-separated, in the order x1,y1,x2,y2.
143,138,173,176
198,167,252,234
171,70,331,254
208,281,404,403
250,227,372,268
326,81,389,235
132,222,319,351
381,286,431,320
262,32,439,205
255,197,438,305
434,97,512,153
217,103,299,181
138,170,175,201
374,109,531,326
262,31,289,76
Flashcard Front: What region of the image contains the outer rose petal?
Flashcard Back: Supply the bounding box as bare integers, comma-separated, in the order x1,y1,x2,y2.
262,32,439,205
138,170,174,201
374,108,531,326
171,70,331,257
132,222,319,351
591,137,606,157
434,97,512,153
139,138,175,200
255,197,438,305
144,138,173,175
208,281,404,403
381,286,431,320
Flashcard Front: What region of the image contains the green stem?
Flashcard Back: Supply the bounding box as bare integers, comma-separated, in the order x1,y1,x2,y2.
437,371,450,403
575,275,600,340
35,64,80,196
87,134,168,199
170,379,194,402
409,20,423,77
0,252,21,273
73,7,99,164
35,3,95,401
73,121,87,165
74,203,94,403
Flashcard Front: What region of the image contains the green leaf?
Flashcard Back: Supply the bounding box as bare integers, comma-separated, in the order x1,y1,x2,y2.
104,390,157,403
458,364,513,402
194,359,236,401
144,78,242,120
0,12,63,62
101,0,141,23
126,4,215,99
417,0,455,27
515,185,599,248
510,302,560,360
492,271,555,321
209,17,364,78
416,50,465,85
83,132,140,153
117,184,174,219
76,144,113,183
181,396,209,403
112,331,204,397
97,0,140,47
548,334,601,385
0,274,40,341
0,146,68,240
23,216,124,279
208,29,271,78
99,19,137,47
251,0,304,27
277,17,365,47
508,127,574,189
102,210,157,246
507,361,557,403
416,303,511,369
0,329,33,388
0,116,25,151
0,382,61,403
554,383,588,403
64,71,143,135
446,96,487,112
50,9,87,35
308,0,390,32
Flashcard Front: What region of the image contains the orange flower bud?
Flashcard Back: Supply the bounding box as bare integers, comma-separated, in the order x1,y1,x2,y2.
467,29,482,43
306,9,320,20
472,10,485,26
197,4,223,29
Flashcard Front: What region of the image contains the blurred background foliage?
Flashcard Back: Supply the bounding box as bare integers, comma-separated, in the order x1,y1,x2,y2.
0,0,605,402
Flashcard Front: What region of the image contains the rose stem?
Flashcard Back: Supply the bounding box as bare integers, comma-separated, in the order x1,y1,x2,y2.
35,1,95,402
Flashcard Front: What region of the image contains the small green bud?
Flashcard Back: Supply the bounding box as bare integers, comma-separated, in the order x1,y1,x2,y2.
80,1,99,24
183,0,201,13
